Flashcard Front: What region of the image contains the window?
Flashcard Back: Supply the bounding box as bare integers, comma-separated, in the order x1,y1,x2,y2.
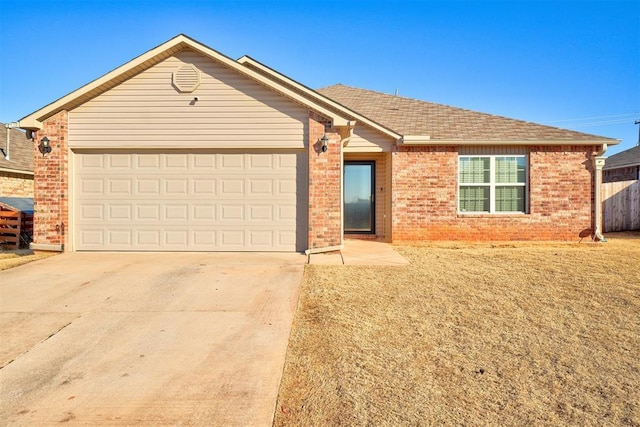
458,155,527,213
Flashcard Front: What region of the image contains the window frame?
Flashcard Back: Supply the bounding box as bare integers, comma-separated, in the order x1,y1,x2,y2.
457,154,528,214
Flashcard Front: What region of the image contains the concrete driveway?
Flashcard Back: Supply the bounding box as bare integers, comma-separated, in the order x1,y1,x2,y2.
0,252,306,426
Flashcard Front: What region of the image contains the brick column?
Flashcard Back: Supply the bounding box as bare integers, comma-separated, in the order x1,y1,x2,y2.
307,112,342,250
32,110,68,251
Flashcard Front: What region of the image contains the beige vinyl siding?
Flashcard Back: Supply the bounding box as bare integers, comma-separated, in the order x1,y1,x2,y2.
68,48,308,149
344,152,391,239
344,125,395,153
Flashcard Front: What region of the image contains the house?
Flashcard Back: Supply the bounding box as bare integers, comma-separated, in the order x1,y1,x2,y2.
16,34,618,252
1,123,34,197
603,145,640,182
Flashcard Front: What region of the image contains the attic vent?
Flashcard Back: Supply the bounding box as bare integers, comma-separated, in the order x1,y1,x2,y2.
173,64,201,93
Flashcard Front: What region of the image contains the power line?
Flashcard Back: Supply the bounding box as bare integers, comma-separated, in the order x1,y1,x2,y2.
565,118,640,128
547,112,639,124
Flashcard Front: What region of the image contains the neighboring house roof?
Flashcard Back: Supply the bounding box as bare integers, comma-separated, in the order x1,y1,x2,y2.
604,145,640,170
0,197,34,213
317,84,618,145
0,124,33,175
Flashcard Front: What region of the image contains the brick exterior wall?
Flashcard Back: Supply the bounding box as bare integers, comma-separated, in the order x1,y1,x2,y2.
0,172,34,197
603,166,639,183
28,107,600,250
391,145,597,241
33,110,69,249
307,112,342,249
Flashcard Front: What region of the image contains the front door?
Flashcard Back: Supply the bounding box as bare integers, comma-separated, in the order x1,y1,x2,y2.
344,161,375,234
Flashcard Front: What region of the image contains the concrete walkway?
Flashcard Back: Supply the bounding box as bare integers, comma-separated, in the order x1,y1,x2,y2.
307,239,410,265
0,252,306,426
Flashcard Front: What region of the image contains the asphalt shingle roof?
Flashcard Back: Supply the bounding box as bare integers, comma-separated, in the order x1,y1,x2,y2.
317,84,616,142
604,145,640,170
0,124,33,173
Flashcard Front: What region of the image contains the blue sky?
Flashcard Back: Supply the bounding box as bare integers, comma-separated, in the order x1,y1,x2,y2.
1,0,638,155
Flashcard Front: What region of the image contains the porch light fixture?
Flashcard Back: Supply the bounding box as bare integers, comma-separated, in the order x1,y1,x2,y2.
39,136,52,157
320,134,329,153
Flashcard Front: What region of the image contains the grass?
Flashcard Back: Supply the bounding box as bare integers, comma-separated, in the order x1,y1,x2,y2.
0,251,57,271
275,232,640,426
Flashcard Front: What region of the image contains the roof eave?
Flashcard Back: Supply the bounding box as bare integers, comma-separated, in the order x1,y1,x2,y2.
400,139,618,146
0,166,34,175
237,56,402,140
399,135,431,144
604,161,640,170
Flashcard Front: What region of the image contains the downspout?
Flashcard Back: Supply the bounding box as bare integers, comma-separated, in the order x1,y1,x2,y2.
593,144,607,242
339,125,354,248
3,122,22,160
340,131,352,249
4,123,12,160
4,126,9,160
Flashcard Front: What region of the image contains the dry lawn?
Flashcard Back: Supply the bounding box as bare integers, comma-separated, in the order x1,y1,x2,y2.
275,233,640,426
0,251,57,271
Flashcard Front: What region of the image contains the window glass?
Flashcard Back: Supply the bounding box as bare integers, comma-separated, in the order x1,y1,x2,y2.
460,186,490,212
495,157,526,183
459,157,490,183
495,186,525,212
458,155,527,213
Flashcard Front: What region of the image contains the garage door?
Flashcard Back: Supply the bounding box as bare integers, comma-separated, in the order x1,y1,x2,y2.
73,150,306,251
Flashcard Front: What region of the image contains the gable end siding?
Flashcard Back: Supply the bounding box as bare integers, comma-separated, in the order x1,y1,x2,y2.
68,49,309,149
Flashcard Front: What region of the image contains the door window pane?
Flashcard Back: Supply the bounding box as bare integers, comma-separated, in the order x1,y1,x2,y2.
344,163,374,232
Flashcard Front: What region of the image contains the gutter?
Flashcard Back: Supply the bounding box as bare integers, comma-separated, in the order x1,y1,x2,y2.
0,167,34,176
397,138,620,146
593,144,608,242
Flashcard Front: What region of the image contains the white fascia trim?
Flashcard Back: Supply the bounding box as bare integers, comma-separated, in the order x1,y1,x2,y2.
237,56,401,140
400,135,431,144
20,34,352,129
17,118,42,130
68,141,307,150
411,139,619,146
0,167,34,175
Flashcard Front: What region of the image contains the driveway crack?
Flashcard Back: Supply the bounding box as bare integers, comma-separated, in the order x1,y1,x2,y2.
1,317,78,369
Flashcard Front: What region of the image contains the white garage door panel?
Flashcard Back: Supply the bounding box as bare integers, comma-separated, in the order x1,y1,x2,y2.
74,151,305,251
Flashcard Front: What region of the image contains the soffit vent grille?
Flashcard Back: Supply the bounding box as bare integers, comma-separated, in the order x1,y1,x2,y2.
173,64,201,93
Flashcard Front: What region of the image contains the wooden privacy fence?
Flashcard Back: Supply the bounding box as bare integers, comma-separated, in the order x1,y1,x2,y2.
0,209,21,250
0,206,33,250
602,180,640,232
